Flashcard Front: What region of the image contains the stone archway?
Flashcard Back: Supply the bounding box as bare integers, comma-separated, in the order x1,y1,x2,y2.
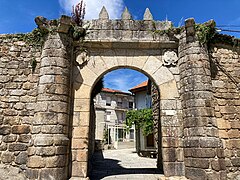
70,47,184,178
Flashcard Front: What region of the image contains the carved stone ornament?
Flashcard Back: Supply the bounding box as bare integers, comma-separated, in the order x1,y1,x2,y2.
163,50,178,66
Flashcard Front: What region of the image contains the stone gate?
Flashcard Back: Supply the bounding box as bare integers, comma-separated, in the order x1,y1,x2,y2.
0,7,240,180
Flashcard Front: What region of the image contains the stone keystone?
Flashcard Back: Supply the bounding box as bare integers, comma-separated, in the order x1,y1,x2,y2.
99,6,109,20
122,7,132,20
144,8,153,20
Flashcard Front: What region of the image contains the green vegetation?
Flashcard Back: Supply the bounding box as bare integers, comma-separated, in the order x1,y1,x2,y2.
195,22,216,46
126,108,154,136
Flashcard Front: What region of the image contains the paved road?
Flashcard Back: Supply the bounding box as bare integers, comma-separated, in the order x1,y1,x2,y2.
89,148,164,180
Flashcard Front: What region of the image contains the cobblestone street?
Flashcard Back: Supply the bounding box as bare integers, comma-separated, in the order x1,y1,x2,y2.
89,148,164,180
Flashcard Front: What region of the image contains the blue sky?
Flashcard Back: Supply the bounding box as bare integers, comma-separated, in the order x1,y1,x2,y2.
1,0,240,92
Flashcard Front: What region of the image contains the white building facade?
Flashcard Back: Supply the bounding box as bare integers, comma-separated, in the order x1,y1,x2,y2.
94,88,135,149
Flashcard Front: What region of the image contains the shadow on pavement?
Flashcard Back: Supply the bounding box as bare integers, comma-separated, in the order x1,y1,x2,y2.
89,150,163,180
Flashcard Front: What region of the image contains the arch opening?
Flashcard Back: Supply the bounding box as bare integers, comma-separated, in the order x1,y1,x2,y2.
89,68,163,179
70,48,183,178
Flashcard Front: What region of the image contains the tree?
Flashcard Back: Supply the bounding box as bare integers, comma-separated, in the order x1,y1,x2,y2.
125,108,154,136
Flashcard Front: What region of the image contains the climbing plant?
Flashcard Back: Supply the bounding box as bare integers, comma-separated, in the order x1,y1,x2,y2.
20,28,49,72
195,22,216,46
125,108,154,136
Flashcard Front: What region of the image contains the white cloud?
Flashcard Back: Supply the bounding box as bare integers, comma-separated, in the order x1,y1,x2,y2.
59,0,125,19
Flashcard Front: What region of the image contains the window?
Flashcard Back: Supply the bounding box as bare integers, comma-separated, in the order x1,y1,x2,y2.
106,97,111,106
106,111,111,121
117,98,122,107
129,102,133,109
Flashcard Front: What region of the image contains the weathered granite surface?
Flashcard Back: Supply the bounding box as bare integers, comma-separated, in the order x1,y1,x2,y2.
0,7,239,180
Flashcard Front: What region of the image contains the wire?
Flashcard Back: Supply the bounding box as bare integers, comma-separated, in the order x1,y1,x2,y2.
217,25,240,28
217,28,240,33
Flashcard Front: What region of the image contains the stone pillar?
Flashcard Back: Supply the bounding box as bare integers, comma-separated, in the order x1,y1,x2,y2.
179,18,226,179
26,32,73,179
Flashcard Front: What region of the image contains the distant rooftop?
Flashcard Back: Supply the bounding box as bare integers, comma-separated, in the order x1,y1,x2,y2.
129,80,149,93
101,88,132,95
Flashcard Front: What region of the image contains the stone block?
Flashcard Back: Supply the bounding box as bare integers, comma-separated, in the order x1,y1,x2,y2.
35,147,55,156
184,127,204,137
74,98,90,112
1,151,14,163
23,82,34,90
73,127,89,138
164,162,185,176
206,172,221,180
15,152,28,164
199,137,221,148
14,103,25,110
153,66,174,86
183,138,200,148
41,125,63,134
184,148,216,158
211,159,226,171
27,156,45,168
10,89,26,96
159,80,179,100
185,167,206,180
48,101,68,113
231,158,240,167
26,169,39,179
73,112,80,127
34,112,58,125
18,134,31,143
160,100,177,110
12,125,30,134
131,56,148,70
56,146,68,155
71,139,88,150
46,155,66,167
217,119,231,129
40,167,67,180
162,148,177,162
185,158,209,169
162,137,179,147
79,66,97,87
226,139,240,149
39,75,55,84
0,126,11,135
9,143,28,151
231,121,240,129
34,136,54,146
54,135,69,146
219,106,237,114
228,129,240,138
218,130,228,139
3,109,18,116
32,126,41,134
80,112,90,126
28,147,35,156
72,161,88,177
162,126,182,137
176,148,184,161
75,84,91,99
142,56,162,75
3,135,17,142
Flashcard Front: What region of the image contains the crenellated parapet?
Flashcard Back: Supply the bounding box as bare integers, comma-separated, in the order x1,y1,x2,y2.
83,6,176,46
